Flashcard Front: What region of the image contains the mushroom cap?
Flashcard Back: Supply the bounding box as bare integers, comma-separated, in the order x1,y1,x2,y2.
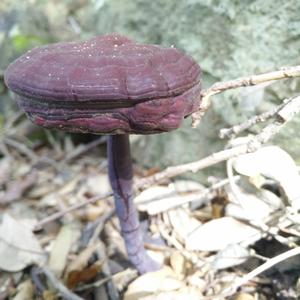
5,34,201,134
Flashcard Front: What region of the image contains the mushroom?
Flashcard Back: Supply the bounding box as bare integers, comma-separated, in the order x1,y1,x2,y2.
4,34,202,274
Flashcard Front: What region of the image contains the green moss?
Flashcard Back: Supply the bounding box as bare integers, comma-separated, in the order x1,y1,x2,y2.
12,34,46,52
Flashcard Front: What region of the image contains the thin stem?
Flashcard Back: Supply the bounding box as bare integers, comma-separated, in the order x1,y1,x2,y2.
107,134,159,274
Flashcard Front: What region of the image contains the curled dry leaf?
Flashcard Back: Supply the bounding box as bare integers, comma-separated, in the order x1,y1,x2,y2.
135,181,206,215
0,214,45,272
233,146,300,209
185,217,262,252
169,180,205,193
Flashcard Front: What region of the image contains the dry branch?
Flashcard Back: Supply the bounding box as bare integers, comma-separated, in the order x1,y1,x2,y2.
42,267,84,300
219,102,286,139
221,246,300,297
191,65,300,127
34,193,113,230
137,95,300,191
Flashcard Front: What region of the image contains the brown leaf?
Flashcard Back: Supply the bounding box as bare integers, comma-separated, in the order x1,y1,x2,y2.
67,260,103,289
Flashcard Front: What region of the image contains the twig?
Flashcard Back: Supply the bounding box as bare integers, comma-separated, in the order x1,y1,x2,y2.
3,111,24,131
88,209,115,246
220,246,300,297
34,193,113,231
62,136,106,163
0,171,37,205
95,241,120,300
3,136,38,162
136,145,248,191
75,269,137,292
136,95,300,190
219,102,287,139
42,266,84,300
191,65,300,127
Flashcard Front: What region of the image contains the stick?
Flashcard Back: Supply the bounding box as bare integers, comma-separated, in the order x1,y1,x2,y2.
191,65,300,127
136,96,300,191
221,246,300,297
34,193,112,230
219,102,286,139
42,266,84,300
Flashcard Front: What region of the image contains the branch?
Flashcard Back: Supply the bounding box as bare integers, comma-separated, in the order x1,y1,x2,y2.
136,95,300,191
34,193,113,231
219,102,286,139
221,246,300,297
42,266,84,300
191,65,300,127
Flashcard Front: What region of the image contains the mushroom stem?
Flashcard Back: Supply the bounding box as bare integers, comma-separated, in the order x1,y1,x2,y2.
107,134,159,274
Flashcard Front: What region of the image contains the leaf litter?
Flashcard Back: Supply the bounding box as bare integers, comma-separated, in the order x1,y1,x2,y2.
1,117,300,299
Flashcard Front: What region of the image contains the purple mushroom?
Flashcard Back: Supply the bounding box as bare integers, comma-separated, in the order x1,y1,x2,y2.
4,34,202,274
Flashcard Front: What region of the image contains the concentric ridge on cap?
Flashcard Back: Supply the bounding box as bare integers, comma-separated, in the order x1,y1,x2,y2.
4,34,202,134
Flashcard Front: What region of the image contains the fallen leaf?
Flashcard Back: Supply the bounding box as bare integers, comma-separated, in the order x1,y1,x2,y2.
85,174,112,195
139,287,202,300
167,208,201,244
64,242,99,280
0,214,45,272
226,186,282,221
124,267,183,300
48,224,76,277
233,146,300,209
234,292,255,300
135,184,207,215
12,280,34,300
185,217,261,251
67,260,103,289
212,244,250,270
169,252,186,277
170,180,204,193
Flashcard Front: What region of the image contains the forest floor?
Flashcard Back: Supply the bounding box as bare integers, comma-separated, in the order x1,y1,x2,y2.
0,112,300,300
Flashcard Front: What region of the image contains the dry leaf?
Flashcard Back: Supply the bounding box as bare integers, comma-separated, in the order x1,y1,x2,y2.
226,185,282,221
170,180,204,193
234,292,255,300
167,208,201,244
64,242,99,279
185,217,261,251
124,267,183,300
139,287,202,300
212,244,250,270
85,174,112,195
48,224,75,277
67,260,103,289
0,214,45,272
169,252,186,277
135,184,206,215
12,280,34,300
233,146,300,209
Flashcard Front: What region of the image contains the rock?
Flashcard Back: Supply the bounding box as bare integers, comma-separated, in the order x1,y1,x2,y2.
2,0,300,177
